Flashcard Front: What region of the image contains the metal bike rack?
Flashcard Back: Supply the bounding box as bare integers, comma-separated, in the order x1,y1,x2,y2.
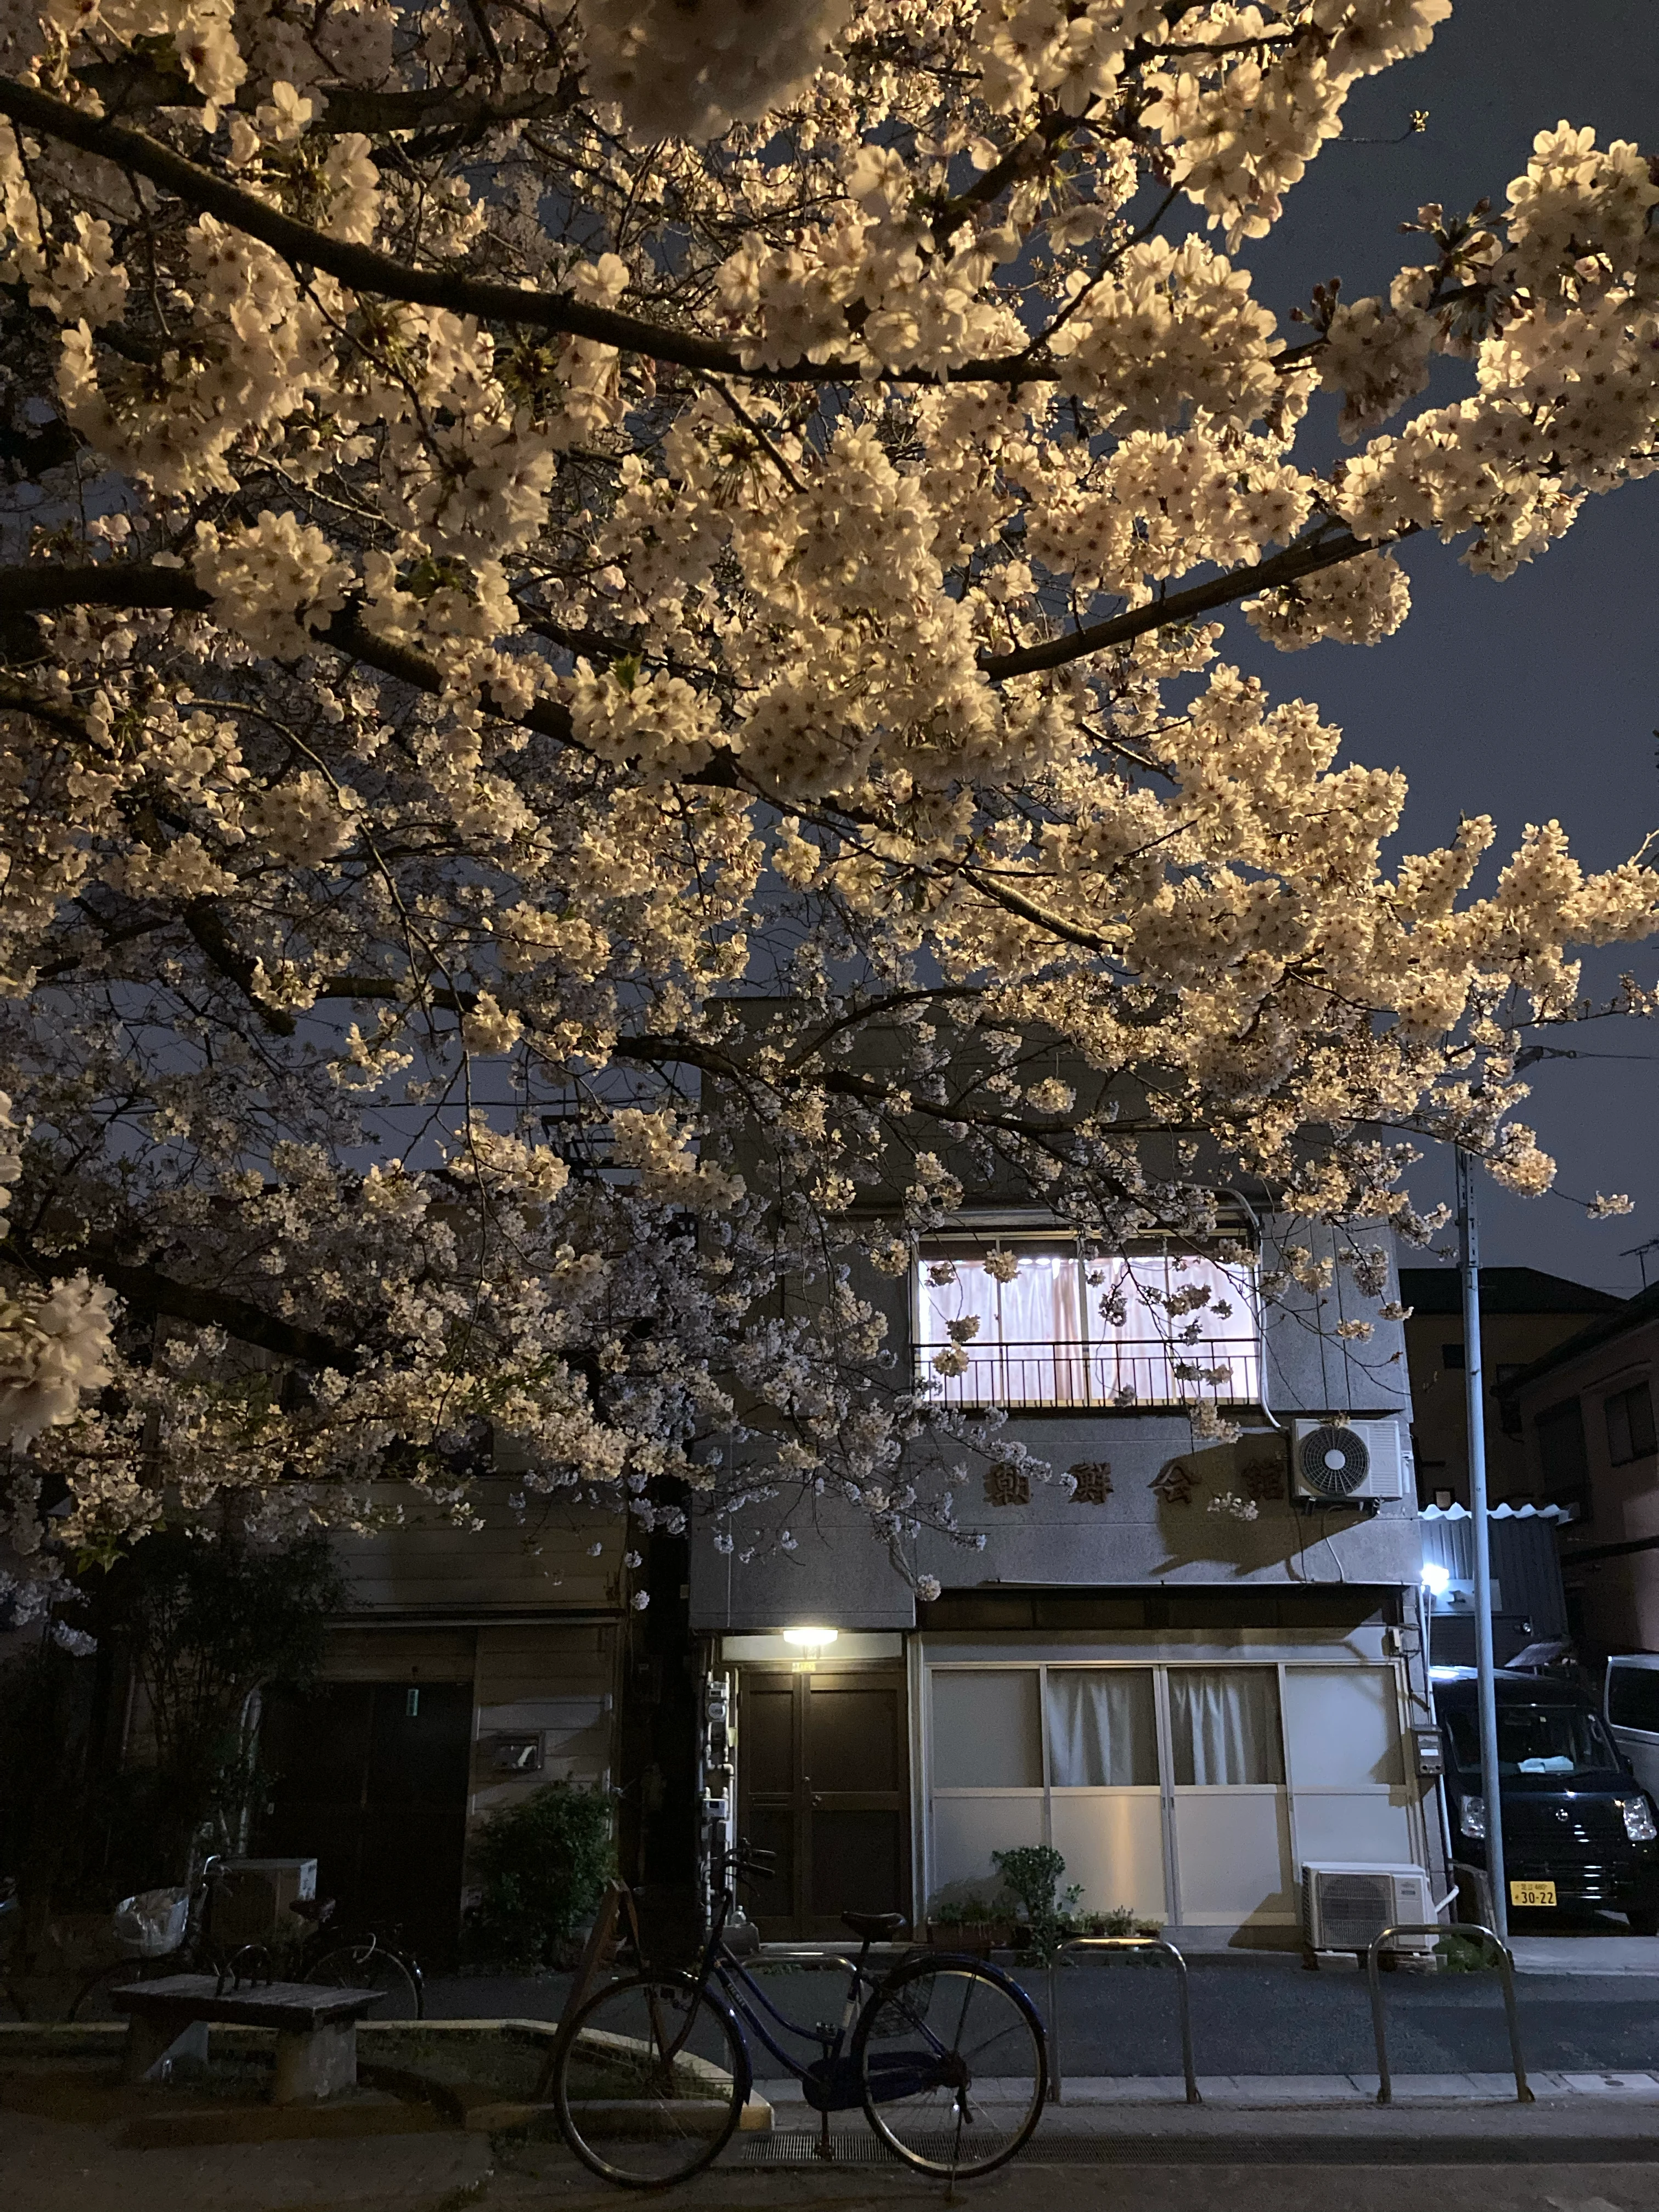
1365,1922,1532,2106
1049,1936,1200,2106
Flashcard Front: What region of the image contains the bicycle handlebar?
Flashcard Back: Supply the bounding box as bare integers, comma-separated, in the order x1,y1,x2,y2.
716,1839,777,1884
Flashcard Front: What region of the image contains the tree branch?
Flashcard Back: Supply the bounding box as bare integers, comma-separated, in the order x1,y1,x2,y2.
978,526,1403,679
0,563,768,795
0,76,1057,388
2,1234,358,1370
0,558,574,742
69,59,578,143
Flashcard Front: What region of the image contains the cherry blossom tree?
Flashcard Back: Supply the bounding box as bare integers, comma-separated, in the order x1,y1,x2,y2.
0,0,1654,1610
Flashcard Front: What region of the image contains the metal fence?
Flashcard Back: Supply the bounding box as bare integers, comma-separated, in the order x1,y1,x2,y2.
913,1336,1261,1412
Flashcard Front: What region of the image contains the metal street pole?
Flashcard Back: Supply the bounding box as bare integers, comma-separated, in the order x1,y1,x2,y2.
1457,1146,1507,1937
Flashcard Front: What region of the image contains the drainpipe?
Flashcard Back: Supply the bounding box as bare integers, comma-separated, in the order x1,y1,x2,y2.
1458,1147,1507,1938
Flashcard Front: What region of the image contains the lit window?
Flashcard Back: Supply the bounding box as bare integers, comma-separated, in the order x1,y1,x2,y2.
913,1243,1259,1411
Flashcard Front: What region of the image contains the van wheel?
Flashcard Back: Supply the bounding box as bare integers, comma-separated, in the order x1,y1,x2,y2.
1626,1909,1659,1936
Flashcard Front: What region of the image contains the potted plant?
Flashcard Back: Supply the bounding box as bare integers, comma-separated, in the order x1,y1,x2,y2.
924,1895,1017,1955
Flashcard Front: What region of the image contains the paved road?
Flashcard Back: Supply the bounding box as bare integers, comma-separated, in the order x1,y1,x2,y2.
427,1951,1659,2079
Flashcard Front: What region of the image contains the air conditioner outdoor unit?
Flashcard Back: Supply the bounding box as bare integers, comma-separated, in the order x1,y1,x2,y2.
1291,1418,1407,1505
1301,1863,1436,1958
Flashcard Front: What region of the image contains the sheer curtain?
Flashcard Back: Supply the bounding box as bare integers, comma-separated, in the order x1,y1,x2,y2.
916,1250,1082,1404
1169,1669,1284,1786
916,1244,1257,1408
1097,1255,1255,1404
995,1251,1083,1403
1046,1669,1159,1786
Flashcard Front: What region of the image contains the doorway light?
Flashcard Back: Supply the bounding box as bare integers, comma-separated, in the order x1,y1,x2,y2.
782,1626,839,1650
1420,1562,1452,1599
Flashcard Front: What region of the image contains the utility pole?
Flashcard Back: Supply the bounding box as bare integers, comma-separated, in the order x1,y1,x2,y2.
1457,1146,1507,1937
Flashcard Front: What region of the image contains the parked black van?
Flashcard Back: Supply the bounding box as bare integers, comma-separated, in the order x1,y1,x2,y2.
1436,1667,1659,1932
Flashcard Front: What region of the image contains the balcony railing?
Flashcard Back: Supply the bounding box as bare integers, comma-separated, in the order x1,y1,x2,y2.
912,1337,1261,1412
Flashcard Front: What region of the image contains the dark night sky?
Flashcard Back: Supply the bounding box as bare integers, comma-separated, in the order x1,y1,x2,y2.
1222,0,1659,1292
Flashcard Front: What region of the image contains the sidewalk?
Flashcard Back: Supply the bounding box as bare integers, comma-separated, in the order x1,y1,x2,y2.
758,2069,1659,2108
742,2074,1659,2167
12,2055,1659,2211
1506,1936,1659,1975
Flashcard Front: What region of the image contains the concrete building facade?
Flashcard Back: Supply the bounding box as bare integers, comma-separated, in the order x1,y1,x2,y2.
692,1180,1444,1950
1400,1266,1624,1508
253,1486,626,1963
1509,1284,1659,1661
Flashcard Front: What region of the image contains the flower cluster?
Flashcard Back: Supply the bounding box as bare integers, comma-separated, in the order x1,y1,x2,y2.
0,0,1646,1605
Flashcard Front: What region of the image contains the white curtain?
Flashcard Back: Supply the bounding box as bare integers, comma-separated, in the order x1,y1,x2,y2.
916,1245,1258,1408
1169,1668,1284,1786
1094,1255,1256,1404
917,1259,1001,1346
995,1252,1083,1403
916,1251,1082,1404
1046,1669,1159,1786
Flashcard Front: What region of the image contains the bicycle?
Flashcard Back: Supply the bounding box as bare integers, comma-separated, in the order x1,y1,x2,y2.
550,1839,1048,2188
67,1859,424,2021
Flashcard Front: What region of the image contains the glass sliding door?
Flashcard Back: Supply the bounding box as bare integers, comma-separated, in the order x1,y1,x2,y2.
1282,1665,1413,1867
1045,1668,1166,1921
1166,1666,1295,1927
928,1669,1046,1901
925,1657,1374,1932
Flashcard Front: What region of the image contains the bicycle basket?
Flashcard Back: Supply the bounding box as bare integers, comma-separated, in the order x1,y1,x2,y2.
864,1976,938,2041
111,1887,189,1959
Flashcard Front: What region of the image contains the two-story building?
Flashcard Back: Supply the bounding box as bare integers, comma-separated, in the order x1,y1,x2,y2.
253,1483,627,1965
1509,1283,1659,1661
691,1182,1444,1950
1400,1266,1624,1508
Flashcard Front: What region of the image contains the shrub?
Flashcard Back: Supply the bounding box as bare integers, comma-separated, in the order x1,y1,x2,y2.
466,1782,615,1970
991,1843,1082,1964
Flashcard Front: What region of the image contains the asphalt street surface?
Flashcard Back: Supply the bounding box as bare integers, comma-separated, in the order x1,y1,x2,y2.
426,1953,1659,2079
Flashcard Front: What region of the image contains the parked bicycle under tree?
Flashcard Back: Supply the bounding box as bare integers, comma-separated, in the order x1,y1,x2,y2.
550,1839,1049,2187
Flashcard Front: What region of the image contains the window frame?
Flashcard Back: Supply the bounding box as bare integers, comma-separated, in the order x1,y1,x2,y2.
1534,1394,1592,1522
1605,1379,1657,1468
909,1231,1261,1414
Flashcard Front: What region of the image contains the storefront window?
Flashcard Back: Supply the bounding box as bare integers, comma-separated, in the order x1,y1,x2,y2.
1045,1668,1159,1786
1167,1667,1285,1786
931,1669,1042,1788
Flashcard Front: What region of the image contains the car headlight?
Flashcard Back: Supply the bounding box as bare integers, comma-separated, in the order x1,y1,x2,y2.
1460,1796,1486,1839
1620,1796,1658,1843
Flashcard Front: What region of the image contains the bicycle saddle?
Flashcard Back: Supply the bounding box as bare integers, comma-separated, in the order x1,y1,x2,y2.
842,1911,906,1943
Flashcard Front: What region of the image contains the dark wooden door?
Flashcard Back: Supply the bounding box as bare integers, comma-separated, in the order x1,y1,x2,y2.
257,1680,473,1965
736,1670,910,1938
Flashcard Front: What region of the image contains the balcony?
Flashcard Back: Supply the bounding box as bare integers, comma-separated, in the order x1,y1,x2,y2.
912,1336,1262,1412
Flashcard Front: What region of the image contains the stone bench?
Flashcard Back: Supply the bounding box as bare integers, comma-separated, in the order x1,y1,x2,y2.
112,1974,383,2102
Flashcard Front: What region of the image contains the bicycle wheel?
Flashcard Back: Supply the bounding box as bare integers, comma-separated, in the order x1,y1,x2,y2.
552,1971,749,2187
854,1953,1047,2177
306,1940,424,2021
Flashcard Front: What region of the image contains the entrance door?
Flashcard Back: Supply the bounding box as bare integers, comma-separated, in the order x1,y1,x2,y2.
257,1679,473,1965
737,1671,910,1938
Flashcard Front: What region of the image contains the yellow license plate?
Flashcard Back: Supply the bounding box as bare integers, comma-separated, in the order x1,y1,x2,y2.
1510,1880,1557,1908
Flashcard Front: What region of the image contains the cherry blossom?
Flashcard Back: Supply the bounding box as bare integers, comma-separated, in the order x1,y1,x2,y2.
0,1,1646,1606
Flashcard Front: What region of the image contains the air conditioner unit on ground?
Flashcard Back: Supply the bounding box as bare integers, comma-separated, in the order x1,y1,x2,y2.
1291,1418,1407,1505
1301,1863,1436,1960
